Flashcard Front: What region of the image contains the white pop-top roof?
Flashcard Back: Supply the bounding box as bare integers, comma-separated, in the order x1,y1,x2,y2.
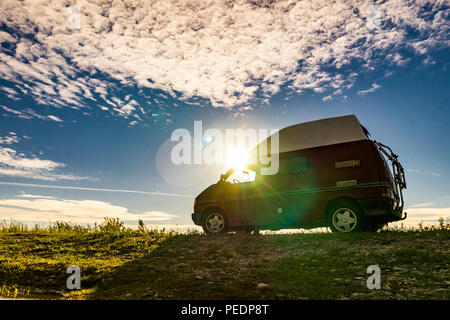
249,115,368,162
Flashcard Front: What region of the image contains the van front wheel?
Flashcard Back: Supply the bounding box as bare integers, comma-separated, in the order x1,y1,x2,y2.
202,211,227,234
328,203,365,233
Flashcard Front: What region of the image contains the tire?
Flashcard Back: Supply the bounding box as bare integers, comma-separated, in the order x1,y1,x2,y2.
202,209,228,234
327,201,365,233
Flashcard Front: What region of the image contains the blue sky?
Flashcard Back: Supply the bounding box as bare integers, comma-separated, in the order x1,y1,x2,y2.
0,1,449,228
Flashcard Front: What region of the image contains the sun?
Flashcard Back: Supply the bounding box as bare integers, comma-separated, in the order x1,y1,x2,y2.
226,148,248,171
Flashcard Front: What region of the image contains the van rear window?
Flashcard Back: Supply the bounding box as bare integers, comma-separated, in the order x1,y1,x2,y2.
279,155,308,174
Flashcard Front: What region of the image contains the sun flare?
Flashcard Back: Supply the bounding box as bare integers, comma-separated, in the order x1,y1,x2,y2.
226,148,248,171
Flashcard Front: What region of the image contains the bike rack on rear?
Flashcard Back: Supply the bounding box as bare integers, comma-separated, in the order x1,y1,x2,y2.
374,140,407,220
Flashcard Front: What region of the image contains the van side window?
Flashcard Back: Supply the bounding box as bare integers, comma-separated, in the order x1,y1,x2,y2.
279,155,308,174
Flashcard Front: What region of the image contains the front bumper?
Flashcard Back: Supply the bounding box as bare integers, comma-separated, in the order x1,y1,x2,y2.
192,212,201,225
358,197,406,221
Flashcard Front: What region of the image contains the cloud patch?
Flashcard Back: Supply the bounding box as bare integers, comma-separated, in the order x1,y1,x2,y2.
0,0,447,116
0,132,19,145
0,133,93,181
0,195,178,225
1,105,64,122
403,207,450,223
358,83,381,95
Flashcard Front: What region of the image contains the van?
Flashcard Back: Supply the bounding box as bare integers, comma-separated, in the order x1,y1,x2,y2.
191,115,407,233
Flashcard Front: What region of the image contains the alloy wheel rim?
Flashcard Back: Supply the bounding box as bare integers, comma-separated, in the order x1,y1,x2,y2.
332,208,357,232
206,213,225,233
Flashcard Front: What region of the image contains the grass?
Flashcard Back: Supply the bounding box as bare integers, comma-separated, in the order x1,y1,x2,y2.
0,218,448,300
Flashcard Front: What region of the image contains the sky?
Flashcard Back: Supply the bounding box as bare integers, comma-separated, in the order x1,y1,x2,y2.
0,0,449,229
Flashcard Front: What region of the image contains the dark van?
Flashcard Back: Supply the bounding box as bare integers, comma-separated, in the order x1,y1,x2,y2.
191,115,407,233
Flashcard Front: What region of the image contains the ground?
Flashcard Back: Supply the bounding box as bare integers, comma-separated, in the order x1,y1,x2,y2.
0,220,448,300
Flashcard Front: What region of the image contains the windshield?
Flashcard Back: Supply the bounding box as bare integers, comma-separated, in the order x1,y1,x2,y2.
224,168,256,184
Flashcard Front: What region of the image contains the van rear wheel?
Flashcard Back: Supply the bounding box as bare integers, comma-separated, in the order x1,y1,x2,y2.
202,210,228,234
328,202,365,233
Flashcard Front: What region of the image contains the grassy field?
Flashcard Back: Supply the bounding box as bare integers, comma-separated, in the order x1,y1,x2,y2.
0,218,449,300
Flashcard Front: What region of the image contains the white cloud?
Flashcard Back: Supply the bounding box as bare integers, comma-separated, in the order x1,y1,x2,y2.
0,132,19,145
358,83,381,95
47,115,63,122
0,147,61,170
138,211,179,221
1,105,64,122
406,168,441,177
387,53,410,67
0,195,178,225
0,0,447,114
0,105,23,116
0,86,20,100
16,194,55,199
0,136,93,181
389,207,450,228
403,207,450,223
410,202,436,208
0,30,16,43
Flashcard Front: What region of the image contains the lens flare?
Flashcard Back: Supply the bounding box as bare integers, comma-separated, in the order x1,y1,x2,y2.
226,148,248,171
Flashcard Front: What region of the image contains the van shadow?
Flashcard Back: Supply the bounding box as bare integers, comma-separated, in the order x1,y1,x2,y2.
89,232,291,300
